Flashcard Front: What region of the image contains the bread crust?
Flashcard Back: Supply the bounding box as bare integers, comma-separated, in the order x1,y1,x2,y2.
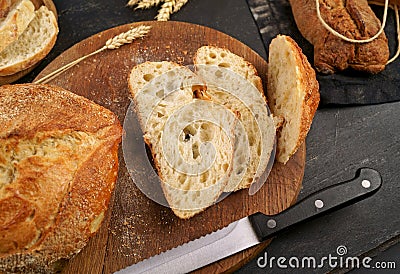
0,0,17,18
267,35,320,164
0,84,122,273
286,36,319,161
289,0,389,74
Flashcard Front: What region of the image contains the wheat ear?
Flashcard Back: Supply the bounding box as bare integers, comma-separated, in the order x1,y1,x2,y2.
173,0,188,13
156,0,175,21
127,0,141,7
136,0,162,9
34,25,152,84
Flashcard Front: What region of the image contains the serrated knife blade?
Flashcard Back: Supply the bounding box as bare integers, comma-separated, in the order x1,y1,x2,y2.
115,168,382,274
117,217,259,274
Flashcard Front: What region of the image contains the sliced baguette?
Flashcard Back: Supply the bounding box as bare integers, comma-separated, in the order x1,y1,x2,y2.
194,46,276,191
129,61,236,219
0,5,58,76
267,35,319,164
0,0,35,53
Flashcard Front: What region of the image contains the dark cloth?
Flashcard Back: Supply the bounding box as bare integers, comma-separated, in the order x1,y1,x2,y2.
247,0,400,106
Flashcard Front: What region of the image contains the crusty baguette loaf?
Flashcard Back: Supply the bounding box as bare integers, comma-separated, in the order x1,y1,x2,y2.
0,84,122,273
129,61,236,219
194,46,276,191
0,5,58,76
289,0,389,74
267,35,320,164
0,0,35,53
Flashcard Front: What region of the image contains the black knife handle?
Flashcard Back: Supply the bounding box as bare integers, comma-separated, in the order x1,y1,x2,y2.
248,168,382,242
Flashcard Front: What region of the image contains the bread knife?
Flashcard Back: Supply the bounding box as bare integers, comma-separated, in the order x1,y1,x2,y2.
115,168,382,274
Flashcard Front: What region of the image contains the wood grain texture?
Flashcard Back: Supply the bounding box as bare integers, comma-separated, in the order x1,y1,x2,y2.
34,21,306,274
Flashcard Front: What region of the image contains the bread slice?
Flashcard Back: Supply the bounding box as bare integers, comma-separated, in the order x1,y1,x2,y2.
0,5,58,76
0,84,122,273
194,46,276,191
194,46,265,96
0,0,35,53
267,35,319,164
129,61,237,219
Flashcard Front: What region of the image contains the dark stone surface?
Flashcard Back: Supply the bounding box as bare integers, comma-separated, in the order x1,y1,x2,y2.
238,101,400,273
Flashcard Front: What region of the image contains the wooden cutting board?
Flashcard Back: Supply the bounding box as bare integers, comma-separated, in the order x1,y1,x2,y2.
34,21,306,274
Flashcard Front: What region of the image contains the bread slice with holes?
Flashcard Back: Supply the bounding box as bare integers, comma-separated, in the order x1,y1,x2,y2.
0,0,35,53
194,46,276,191
267,35,319,164
0,5,58,76
194,46,265,96
128,61,237,219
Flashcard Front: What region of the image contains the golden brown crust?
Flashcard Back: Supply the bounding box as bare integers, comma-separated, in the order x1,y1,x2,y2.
0,84,122,273
0,84,119,137
289,0,389,74
0,0,16,18
268,35,320,164
288,36,319,161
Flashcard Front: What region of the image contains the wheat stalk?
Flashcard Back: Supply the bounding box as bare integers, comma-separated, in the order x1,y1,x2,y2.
127,0,141,7
104,25,152,49
34,25,152,84
128,0,189,21
156,0,175,21
136,0,162,9
173,0,188,13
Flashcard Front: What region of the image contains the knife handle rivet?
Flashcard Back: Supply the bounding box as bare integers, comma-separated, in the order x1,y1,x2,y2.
361,179,371,189
267,219,277,229
315,199,324,209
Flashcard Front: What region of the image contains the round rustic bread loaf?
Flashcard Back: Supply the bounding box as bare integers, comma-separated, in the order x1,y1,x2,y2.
0,84,122,273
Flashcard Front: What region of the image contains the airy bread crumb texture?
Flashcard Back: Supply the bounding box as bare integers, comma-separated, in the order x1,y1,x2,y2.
268,35,319,164
0,5,58,76
194,46,276,191
0,0,35,53
129,61,235,219
195,46,264,95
